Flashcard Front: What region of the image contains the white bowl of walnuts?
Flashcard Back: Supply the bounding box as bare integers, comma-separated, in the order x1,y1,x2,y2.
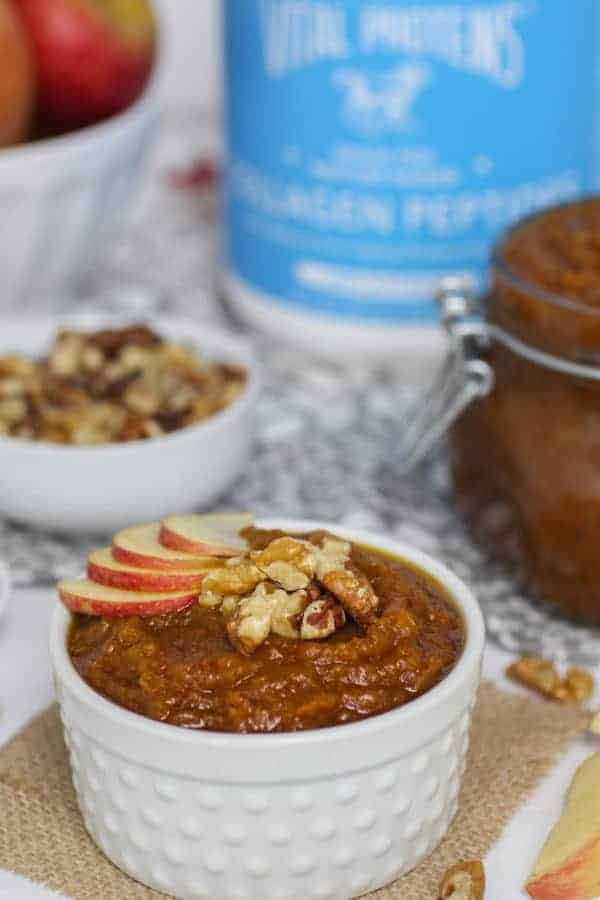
0,315,259,534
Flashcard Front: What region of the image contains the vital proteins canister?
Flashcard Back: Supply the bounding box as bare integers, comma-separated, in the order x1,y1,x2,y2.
222,1,597,364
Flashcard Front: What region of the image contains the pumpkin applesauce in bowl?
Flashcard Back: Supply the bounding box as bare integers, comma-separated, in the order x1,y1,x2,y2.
51,513,483,899
66,517,464,733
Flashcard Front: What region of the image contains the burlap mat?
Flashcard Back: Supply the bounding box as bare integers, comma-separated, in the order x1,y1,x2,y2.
0,683,587,900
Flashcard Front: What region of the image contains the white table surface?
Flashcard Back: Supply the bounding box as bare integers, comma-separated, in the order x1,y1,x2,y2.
0,585,598,900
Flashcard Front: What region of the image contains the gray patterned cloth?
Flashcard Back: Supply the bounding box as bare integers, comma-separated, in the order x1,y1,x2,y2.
3,110,600,666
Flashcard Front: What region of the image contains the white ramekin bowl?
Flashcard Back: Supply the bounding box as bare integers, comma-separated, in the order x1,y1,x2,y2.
51,520,485,900
0,67,160,314
0,315,259,534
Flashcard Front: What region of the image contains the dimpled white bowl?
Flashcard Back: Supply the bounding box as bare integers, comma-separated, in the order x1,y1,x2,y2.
51,520,485,900
0,315,259,534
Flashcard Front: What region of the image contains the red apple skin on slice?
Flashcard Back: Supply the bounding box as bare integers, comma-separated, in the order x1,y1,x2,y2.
526,753,600,900
526,835,600,899
88,548,208,593
112,523,218,572
160,513,254,557
59,578,197,618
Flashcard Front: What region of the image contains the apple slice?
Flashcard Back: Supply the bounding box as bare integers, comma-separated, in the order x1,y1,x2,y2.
113,523,218,572
159,513,254,557
58,579,197,618
526,752,600,899
88,547,209,592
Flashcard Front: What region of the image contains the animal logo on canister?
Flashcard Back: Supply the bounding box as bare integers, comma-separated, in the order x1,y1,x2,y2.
332,61,432,135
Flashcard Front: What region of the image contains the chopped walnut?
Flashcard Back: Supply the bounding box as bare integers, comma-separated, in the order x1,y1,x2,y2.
202,564,264,598
252,536,315,576
260,560,310,591
439,860,485,899
0,396,27,425
0,355,35,379
226,583,275,655
81,344,104,373
251,534,352,591
48,332,85,377
309,537,352,580
556,668,595,703
507,657,559,696
0,377,25,399
321,565,379,626
199,532,378,654
271,589,310,639
198,590,225,610
301,596,346,640
224,583,308,654
219,595,239,617
124,382,161,417
507,656,594,704
251,535,351,581
0,325,247,445
559,667,595,703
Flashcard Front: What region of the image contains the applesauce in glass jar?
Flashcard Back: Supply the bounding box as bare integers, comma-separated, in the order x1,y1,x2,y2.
447,198,600,625
399,198,600,624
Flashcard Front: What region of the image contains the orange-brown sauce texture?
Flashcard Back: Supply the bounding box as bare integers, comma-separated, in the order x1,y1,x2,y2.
68,530,463,733
502,198,600,306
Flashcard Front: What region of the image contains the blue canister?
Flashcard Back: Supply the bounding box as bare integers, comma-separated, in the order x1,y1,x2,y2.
223,0,598,363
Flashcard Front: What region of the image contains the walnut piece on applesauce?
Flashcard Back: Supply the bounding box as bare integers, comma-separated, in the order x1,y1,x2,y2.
0,324,246,445
439,860,485,900
199,533,375,654
507,656,594,705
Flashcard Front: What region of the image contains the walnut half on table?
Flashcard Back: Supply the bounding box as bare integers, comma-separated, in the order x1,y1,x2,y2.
439,860,486,900
507,656,594,705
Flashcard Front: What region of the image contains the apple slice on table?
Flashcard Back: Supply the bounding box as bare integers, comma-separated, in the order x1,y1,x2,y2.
160,513,254,557
58,579,197,617
88,547,210,592
526,752,600,899
112,523,218,572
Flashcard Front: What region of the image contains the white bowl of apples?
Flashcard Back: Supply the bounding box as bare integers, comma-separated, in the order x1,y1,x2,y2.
0,0,160,313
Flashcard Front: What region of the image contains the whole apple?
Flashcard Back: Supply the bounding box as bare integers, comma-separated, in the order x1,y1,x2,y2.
14,0,156,132
0,0,35,146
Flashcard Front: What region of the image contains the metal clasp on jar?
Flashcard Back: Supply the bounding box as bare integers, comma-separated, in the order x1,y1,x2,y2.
398,276,600,472
397,277,495,473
